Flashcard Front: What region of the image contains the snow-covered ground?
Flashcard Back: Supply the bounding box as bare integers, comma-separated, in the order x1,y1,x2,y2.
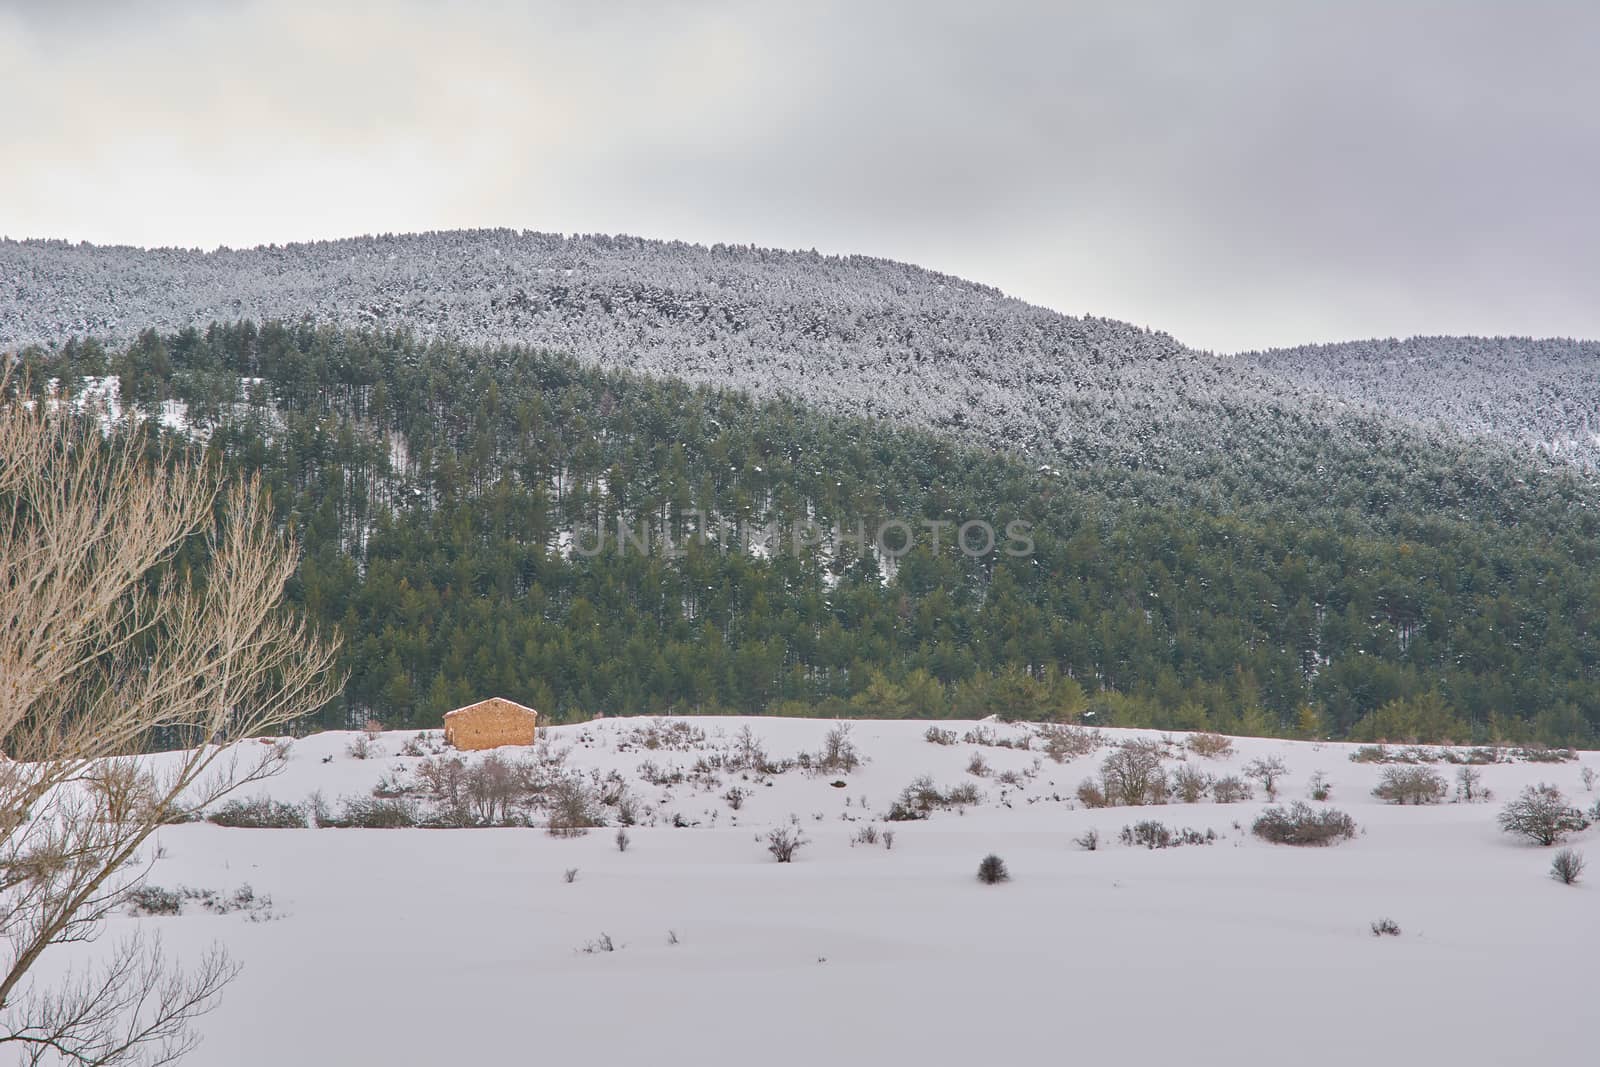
49,719,1600,1066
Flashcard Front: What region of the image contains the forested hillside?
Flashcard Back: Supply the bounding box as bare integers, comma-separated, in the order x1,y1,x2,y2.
7,233,1596,533
13,323,1598,745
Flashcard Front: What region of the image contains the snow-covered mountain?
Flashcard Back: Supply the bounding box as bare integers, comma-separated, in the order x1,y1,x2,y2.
3,230,1596,499
1241,335,1600,468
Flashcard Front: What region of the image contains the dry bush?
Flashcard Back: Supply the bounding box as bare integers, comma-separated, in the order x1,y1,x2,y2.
1372,766,1448,805
1172,765,1213,804
1243,757,1289,800
1454,766,1485,803
1498,785,1589,846
1075,779,1109,808
1211,776,1253,803
1185,733,1235,760
976,854,1009,884
1252,803,1357,846
966,752,992,778
615,829,631,852
1308,772,1332,801
1581,767,1597,792
816,723,861,774
1075,828,1100,851
546,776,605,837
1099,741,1168,806
924,726,958,745
1371,918,1401,937
1550,848,1586,885
851,825,880,847
1120,821,1216,849
766,826,807,862
1350,745,1392,764
1038,724,1102,762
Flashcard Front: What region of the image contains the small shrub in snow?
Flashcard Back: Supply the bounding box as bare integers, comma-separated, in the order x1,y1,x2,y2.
1185,732,1234,760
1372,766,1447,805
767,826,807,862
1350,745,1391,764
852,825,880,847
126,886,183,916
1550,848,1586,886
924,726,958,745
1581,766,1597,792
1455,766,1485,803
1498,785,1589,846
579,933,617,954
1252,803,1357,846
1211,776,1253,804
1075,779,1109,808
563,867,579,884
1371,918,1401,937
206,797,308,829
881,830,895,850
976,854,1009,884
1243,757,1289,800
345,734,377,760
615,829,630,852
1172,765,1212,804
1308,772,1332,801
723,787,748,811
966,751,992,778
1518,746,1575,764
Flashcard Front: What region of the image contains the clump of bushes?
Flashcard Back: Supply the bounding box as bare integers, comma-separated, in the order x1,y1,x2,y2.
815,723,862,773
1372,766,1447,805
1119,821,1217,849
1370,918,1401,937
1498,785,1589,846
126,886,183,916
976,854,1009,884
206,796,308,829
1090,741,1169,806
1242,757,1289,800
317,797,418,829
887,776,982,820
924,726,958,745
1252,802,1357,846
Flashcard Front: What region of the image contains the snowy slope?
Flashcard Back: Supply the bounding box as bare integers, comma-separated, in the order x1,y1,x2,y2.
39,718,1598,1067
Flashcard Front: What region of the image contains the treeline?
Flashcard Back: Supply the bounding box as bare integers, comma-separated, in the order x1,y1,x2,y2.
15,323,1599,745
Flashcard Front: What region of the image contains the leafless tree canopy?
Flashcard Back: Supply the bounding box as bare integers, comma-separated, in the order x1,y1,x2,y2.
0,382,341,1064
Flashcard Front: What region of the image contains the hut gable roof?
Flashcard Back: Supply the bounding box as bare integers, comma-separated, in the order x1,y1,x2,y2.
444,697,538,721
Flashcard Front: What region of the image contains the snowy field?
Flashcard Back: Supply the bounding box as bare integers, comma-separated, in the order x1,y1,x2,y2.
48,718,1598,1066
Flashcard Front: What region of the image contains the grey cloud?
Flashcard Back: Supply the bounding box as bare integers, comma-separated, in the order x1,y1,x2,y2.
1,0,1595,351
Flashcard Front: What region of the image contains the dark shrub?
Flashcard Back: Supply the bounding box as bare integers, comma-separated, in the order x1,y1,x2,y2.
977,853,1009,884
1550,848,1586,885
1371,918,1401,937
1372,766,1447,805
206,797,308,829
126,885,183,916
319,797,417,828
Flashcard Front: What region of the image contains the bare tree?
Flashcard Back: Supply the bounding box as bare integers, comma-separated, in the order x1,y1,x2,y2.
1099,741,1167,806
0,386,340,1064
1243,757,1289,800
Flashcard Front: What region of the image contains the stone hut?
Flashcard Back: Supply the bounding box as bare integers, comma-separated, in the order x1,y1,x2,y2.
443,697,539,751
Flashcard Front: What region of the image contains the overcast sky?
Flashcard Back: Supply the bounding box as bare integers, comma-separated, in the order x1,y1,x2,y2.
3,0,1596,352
